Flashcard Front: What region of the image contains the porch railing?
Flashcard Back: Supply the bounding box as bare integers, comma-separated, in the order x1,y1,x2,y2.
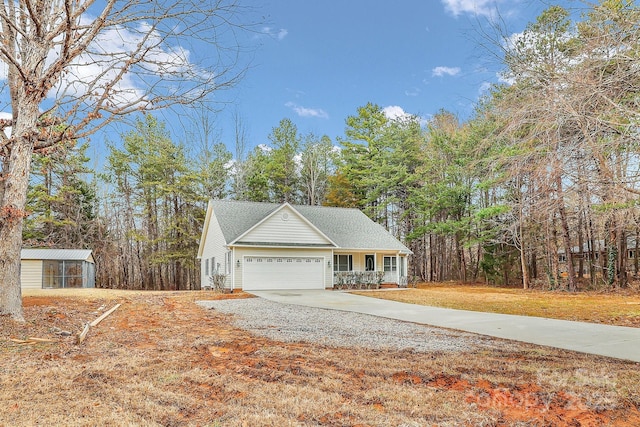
333,269,409,290
333,271,384,290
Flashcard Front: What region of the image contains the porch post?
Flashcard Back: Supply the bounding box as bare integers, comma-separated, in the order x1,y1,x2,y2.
396,253,400,285
230,248,235,292
330,250,334,287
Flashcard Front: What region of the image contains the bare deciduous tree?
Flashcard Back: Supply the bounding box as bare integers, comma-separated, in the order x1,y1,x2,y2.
0,0,254,320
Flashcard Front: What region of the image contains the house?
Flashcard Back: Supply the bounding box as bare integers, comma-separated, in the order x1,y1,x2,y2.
558,236,640,277
20,249,96,290
197,200,412,291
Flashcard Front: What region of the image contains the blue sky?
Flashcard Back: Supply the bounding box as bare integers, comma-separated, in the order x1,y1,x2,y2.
205,0,577,152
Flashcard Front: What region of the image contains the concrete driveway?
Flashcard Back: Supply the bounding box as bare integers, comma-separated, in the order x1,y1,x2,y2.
249,290,640,363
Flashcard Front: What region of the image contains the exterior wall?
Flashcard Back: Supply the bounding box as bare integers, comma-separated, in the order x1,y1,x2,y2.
232,247,333,290
241,205,331,245
20,260,43,290
200,213,231,289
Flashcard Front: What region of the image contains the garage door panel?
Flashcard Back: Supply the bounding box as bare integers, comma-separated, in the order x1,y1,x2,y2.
243,256,324,290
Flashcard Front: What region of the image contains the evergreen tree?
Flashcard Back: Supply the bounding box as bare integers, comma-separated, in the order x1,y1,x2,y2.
267,118,301,203
24,141,99,249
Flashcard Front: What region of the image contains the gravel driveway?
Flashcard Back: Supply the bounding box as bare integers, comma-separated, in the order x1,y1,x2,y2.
198,298,518,353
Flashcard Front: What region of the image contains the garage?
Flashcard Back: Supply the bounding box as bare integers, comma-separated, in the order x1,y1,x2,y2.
243,256,325,290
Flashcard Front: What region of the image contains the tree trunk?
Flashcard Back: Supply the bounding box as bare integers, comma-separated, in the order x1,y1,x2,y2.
556,175,577,291
617,227,627,288
0,138,35,320
634,227,639,277
577,216,584,279
519,202,529,289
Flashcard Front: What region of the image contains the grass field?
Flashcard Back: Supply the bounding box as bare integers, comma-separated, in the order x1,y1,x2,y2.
1,289,639,426
353,283,640,328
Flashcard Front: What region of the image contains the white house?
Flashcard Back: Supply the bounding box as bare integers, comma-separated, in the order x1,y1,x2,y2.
197,200,412,291
20,249,96,290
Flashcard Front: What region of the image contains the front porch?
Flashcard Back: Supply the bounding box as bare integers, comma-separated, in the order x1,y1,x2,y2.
332,252,408,290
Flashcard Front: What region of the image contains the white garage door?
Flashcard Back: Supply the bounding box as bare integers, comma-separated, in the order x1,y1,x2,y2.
243,256,325,290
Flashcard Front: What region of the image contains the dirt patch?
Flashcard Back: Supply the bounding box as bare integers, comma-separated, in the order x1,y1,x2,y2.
1,290,639,426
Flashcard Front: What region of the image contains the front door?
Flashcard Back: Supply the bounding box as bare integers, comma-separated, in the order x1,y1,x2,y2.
365,254,375,271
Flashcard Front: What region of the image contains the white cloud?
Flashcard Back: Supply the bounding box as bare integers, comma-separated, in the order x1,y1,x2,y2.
383,106,430,127
478,81,493,95
382,106,411,121
405,87,421,97
260,27,288,41
285,102,328,119
441,0,507,19
43,16,202,108
0,14,208,112
432,66,461,77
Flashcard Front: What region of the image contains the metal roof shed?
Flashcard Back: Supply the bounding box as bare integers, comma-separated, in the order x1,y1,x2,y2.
20,249,96,290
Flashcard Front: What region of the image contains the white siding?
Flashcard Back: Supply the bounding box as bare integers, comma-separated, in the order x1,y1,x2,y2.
200,213,230,289
233,247,333,290
20,260,43,290
241,205,332,245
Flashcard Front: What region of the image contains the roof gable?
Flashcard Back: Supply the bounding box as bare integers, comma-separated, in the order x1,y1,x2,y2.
233,203,335,246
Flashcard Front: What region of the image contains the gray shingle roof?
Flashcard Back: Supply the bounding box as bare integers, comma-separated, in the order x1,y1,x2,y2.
210,200,411,254
21,249,94,262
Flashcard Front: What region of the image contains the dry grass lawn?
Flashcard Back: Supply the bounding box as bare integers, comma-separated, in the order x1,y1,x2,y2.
353,283,640,328
0,288,639,426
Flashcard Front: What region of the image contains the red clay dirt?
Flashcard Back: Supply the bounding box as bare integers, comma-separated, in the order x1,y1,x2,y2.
2,291,639,426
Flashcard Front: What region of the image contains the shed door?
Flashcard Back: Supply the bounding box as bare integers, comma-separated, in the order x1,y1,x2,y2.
243,256,325,290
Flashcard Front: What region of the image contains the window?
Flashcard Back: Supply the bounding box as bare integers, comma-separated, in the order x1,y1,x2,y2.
558,254,566,262
210,257,216,274
383,256,397,272
226,252,232,274
42,260,83,288
205,258,209,276
64,261,83,288
629,250,635,259
333,254,352,272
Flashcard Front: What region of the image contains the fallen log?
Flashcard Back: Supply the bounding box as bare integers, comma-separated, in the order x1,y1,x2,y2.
76,303,122,345
90,303,121,327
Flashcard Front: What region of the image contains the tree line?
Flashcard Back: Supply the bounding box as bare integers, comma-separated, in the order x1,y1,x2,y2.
23,1,640,291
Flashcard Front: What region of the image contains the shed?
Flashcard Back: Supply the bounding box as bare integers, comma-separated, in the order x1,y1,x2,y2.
20,249,96,290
